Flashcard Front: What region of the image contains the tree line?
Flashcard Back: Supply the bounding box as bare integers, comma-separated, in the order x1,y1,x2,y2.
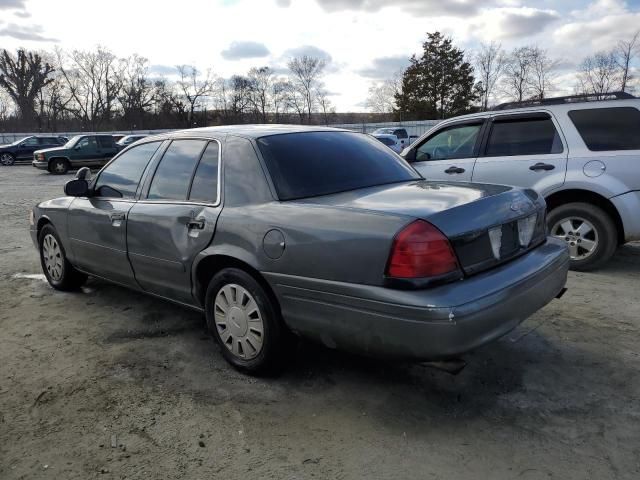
367,30,640,120
0,47,338,132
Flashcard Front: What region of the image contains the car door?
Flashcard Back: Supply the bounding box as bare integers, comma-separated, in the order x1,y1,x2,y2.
70,136,102,166
98,136,119,164
16,137,41,160
127,139,221,304
472,112,568,193
67,141,164,287
405,120,486,182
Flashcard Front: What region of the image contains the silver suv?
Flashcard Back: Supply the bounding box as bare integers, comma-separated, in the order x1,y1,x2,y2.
402,93,640,271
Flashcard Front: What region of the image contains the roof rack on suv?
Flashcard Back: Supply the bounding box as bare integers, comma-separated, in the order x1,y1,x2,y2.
491,91,636,111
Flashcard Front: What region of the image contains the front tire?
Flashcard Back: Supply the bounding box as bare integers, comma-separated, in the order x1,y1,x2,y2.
38,224,87,290
205,268,293,375
49,158,69,174
548,202,617,271
0,153,15,166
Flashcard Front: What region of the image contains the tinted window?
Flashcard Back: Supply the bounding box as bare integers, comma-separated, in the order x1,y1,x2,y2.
94,142,161,199
377,137,395,146
40,137,57,144
22,137,39,146
77,136,97,150
97,136,113,148
485,117,562,156
416,123,482,161
393,129,408,139
148,140,206,200
568,107,640,151
188,141,220,203
256,132,419,200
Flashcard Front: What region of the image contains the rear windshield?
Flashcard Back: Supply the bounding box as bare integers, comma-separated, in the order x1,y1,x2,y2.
256,131,419,200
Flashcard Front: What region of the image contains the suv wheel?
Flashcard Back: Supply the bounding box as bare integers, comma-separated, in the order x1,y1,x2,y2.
50,158,70,174
0,153,15,166
548,202,617,271
205,268,294,375
38,224,87,290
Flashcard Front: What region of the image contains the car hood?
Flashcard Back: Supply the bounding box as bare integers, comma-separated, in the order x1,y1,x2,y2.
35,146,67,155
295,180,544,238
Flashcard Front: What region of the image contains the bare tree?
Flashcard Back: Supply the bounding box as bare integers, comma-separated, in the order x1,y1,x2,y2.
315,87,334,125
365,73,401,114
247,66,273,123
577,51,620,97
117,54,155,128
474,42,505,110
501,46,536,102
615,30,640,92
271,78,291,122
0,89,13,122
176,65,215,127
528,47,558,100
287,55,326,123
0,48,54,128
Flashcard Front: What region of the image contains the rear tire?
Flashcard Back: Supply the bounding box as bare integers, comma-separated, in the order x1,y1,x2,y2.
547,202,617,271
205,268,294,375
0,153,15,166
38,224,87,290
49,158,69,175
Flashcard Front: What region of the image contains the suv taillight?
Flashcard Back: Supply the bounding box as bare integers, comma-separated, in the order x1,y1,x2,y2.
386,220,459,278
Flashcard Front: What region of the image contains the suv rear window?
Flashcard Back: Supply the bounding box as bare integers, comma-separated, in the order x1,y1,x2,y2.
97,136,113,148
485,116,563,156
256,132,419,200
568,107,640,151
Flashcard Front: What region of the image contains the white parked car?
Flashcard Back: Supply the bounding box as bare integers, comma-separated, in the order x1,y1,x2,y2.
372,127,417,149
373,133,403,153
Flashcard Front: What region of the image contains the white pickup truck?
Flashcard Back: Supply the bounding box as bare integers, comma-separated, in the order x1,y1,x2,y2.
372,128,418,149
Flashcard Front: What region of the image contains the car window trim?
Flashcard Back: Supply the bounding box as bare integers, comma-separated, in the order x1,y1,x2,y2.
413,118,487,162
91,139,166,201
479,111,564,157
186,140,222,204
138,137,222,207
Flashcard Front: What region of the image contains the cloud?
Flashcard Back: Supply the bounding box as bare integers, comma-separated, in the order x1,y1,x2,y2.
149,64,178,76
283,45,333,63
357,55,410,79
0,23,57,42
553,11,640,53
468,7,560,40
13,10,29,18
314,0,496,17
275,0,291,6
0,0,26,8
221,41,270,60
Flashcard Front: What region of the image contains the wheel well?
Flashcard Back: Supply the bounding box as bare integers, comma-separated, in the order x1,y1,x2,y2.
194,255,279,310
36,217,51,237
545,189,624,244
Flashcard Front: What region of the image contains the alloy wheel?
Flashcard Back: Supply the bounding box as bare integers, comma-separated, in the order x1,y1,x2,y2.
551,216,598,260
0,153,14,166
214,284,264,360
42,234,64,281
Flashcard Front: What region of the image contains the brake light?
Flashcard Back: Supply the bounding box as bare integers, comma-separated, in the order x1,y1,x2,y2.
386,220,459,278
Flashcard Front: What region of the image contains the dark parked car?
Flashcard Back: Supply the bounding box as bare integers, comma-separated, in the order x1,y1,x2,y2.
117,135,147,148
32,134,120,174
30,126,569,374
0,136,66,166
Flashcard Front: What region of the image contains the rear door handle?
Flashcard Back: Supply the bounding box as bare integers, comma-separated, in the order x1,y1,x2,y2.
529,162,555,171
445,166,465,174
187,218,206,230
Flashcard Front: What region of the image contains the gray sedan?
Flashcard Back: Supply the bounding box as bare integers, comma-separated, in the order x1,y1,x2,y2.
30,126,569,374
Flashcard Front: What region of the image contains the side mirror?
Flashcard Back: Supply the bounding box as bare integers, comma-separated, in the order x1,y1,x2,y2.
76,167,92,181
64,179,90,197
403,148,417,162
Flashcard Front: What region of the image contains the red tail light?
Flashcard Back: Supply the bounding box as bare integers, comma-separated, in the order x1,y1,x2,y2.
386,220,459,278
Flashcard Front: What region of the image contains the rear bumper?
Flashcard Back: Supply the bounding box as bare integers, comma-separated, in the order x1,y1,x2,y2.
611,190,640,242
265,237,569,360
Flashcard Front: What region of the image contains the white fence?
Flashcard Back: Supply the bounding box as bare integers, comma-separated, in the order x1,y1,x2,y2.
0,120,442,145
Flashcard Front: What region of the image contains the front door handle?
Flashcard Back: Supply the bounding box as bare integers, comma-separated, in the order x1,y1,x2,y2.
445,166,466,174
187,218,206,230
529,162,555,171
110,212,125,227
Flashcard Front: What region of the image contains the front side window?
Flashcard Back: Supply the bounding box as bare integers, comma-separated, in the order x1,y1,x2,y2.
485,117,563,156
22,137,40,146
415,123,482,161
256,132,419,200
188,141,220,204
147,139,207,201
568,107,640,151
393,129,408,139
77,136,97,150
94,141,162,199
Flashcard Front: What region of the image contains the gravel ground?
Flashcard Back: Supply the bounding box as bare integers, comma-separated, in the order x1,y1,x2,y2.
1,166,639,480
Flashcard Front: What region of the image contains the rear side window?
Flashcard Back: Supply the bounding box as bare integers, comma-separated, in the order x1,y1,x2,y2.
485,116,563,156
188,141,220,203
568,107,640,151
148,139,207,200
97,136,113,148
256,131,419,200
94,141,162,199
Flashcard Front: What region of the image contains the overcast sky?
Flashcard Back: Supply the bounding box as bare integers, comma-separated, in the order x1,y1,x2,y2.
0,0,639,110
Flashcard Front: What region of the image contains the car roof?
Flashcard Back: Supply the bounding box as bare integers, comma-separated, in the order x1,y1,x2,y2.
373,133,398,139
145,124,351,142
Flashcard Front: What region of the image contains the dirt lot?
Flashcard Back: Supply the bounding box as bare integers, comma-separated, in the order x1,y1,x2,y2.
1,166,639,480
